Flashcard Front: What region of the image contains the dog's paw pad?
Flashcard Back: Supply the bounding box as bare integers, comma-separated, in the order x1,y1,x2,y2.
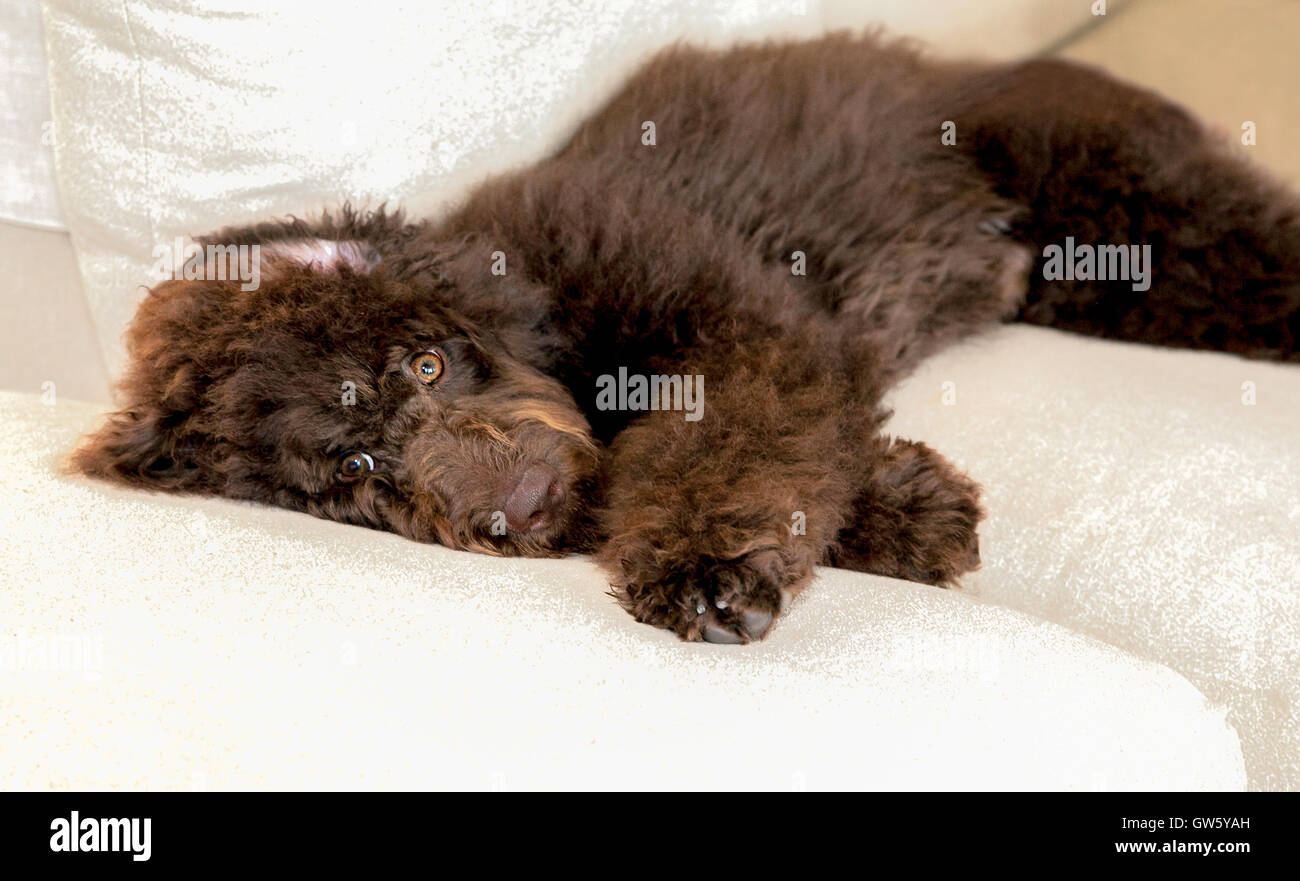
700,606,774,644
609,538,809,644
702,620,747,644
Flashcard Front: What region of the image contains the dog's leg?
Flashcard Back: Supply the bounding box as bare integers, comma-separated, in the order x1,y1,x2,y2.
595,334,885,643
829,438,983,586
954,58,1300,360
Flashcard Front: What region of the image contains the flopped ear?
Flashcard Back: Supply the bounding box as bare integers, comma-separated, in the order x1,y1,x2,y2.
68,355,215,492
258,238,382,275
70,408,186,488
69,404,213,492
178,237,381,291
195,205,406,273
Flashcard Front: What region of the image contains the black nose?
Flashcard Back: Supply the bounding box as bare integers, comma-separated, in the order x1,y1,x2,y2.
502,463,565,533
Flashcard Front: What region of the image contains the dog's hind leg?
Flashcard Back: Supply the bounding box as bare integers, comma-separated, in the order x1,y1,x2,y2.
953,58,1300,361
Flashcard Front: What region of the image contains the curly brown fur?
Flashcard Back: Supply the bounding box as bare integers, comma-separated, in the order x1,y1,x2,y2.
948,58,1300,359
72,33,1300,642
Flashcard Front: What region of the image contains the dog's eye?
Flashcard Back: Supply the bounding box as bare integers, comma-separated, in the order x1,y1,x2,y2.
409,349,445,386
337,451,374,483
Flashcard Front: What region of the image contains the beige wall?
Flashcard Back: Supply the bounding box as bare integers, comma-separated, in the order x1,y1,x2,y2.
822,0,1128,58
0,222,111,403
1062,0,1300,187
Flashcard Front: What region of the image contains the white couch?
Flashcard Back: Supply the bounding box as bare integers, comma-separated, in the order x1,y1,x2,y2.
2,0,1297,790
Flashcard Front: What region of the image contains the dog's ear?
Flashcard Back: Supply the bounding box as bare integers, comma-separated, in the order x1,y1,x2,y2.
179,237,381,291
258,238,382,275
196,205,405,275
69,336,216,492
69,402,210,491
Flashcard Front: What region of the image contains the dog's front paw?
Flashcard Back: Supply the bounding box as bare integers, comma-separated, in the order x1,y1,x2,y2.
833,439,983,586
601,541,810,643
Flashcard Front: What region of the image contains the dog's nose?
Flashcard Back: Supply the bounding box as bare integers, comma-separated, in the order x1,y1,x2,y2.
502,463,565,533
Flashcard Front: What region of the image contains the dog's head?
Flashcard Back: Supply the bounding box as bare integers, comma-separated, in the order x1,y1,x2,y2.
72,230,602,556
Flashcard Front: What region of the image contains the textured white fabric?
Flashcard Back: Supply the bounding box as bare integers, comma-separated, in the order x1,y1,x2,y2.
886,325,1300,791
39,0,821,376
1,0,64,228
0,389,1245,790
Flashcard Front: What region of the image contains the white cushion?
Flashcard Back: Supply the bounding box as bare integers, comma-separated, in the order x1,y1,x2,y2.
887,325,1300,791
0,0,64,228
40,0,821,376
39,0,1098,377
0,389,1244,790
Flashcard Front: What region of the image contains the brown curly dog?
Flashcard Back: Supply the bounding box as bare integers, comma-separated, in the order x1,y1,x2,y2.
73,34,1300,642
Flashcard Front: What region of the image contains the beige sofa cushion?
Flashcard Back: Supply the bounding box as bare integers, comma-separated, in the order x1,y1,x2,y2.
0,389,1246,790
887,326,1300,791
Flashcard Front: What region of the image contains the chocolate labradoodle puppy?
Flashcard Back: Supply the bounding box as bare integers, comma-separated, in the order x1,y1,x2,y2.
74,34,1300,642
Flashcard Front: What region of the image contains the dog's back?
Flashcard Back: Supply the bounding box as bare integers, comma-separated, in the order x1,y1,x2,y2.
557,33,1300,365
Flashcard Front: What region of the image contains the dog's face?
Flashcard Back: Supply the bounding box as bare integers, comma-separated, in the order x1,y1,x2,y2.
73,238,602,556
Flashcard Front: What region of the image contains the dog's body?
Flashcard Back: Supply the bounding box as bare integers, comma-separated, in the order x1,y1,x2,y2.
75,34,1300,642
